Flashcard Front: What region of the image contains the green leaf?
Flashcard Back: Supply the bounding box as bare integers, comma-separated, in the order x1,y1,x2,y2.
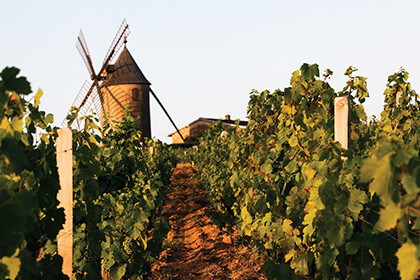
303,164,316,181
401,173,418,195
344,66,357,76
254,196,267,214
323,69,333,79
1,138,29,172
355,76,368,103
288,135,298,147
1,67,31,95
0,67,20,81
325,215,353,247
45,113,54,124
10,117,23,132
393,146,415,167
240,206,253,236
355,104,367,121
0,248,20,280
290,253,309,275
348,188,368,219
261,162,273,174
360,154,392,203
110,264,126,280
377,202,402,231
414,218,420,230
396,242,420,280
131,222,144,240
261,260,295,280
300,63,319,80
34,89,43,108
345,241,360,255
316,247,339,274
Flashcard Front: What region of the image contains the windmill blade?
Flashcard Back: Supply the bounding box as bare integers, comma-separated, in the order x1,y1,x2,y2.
62,80,101,127
91,86,103,117
79,85,100,117
76,30,96,79
79,79,99,109
99,19,130,76
77,85,103,125
62,80,90,127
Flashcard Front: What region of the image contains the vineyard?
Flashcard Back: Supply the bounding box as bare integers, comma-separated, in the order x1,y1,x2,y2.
194,64,420,279
0,67,176,279
0,64,419,280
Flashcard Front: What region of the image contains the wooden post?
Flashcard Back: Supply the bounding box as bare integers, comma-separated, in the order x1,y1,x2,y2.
334,97,350,150
396,90,402,106
56,128,73,278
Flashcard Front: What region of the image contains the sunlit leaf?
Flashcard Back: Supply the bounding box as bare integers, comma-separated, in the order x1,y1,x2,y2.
396,242,419,280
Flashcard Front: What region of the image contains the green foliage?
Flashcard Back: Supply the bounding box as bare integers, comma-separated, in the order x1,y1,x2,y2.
0,66,177,279
195,64,419,279
168,145,197,164
396,242,419,280
70,112,176,279
0,67,67,279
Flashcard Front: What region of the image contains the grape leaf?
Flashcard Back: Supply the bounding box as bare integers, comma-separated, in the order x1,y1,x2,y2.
360,154,392,203
33,89,43,109
348,188,368,219
0,248,20,280
401,173,418,195
261,260,295,280
396,242,419,280
288,135,298,147
377,202,402,231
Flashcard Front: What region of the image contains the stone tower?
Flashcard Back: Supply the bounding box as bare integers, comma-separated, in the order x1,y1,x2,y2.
102,47,151,139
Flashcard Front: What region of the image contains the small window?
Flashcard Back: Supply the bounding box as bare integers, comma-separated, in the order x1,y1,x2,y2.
132,88,140,101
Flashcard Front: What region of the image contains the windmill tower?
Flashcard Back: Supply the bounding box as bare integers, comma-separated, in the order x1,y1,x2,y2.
103,46,151,138
64,20,184,142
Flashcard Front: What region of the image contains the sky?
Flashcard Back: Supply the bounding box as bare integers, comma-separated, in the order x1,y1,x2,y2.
1,1,420,143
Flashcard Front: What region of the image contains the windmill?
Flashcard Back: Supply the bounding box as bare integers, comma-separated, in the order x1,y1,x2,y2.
64,19,184,142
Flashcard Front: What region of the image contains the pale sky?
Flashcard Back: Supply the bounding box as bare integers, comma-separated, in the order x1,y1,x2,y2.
2,1,420,142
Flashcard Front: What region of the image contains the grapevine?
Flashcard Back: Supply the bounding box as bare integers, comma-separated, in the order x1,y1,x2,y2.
0,66,176,279
0,67,67,279
195,64,419,280
71,112,175,279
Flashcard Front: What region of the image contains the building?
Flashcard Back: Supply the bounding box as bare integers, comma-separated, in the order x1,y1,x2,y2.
102,47,151,139
168,114,247,144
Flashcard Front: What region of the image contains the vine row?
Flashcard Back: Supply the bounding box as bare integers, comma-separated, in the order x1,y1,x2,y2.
194,64,419,280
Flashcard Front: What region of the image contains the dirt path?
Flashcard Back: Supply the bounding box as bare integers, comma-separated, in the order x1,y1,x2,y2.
149,163,266,280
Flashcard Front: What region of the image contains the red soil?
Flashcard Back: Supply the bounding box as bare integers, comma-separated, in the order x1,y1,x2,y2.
149,163,267,280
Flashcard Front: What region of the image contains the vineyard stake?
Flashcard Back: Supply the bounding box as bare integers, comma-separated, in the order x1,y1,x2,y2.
396,90,402,106
334,97,350,150
56,128,73,278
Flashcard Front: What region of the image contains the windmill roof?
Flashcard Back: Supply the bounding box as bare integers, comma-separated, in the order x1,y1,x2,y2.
104,47,151,86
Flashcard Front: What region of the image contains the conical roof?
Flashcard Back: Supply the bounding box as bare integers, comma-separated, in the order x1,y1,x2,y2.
105,47,151,86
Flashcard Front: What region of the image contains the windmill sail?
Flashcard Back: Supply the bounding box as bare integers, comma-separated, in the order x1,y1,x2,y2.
62,81,102,129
